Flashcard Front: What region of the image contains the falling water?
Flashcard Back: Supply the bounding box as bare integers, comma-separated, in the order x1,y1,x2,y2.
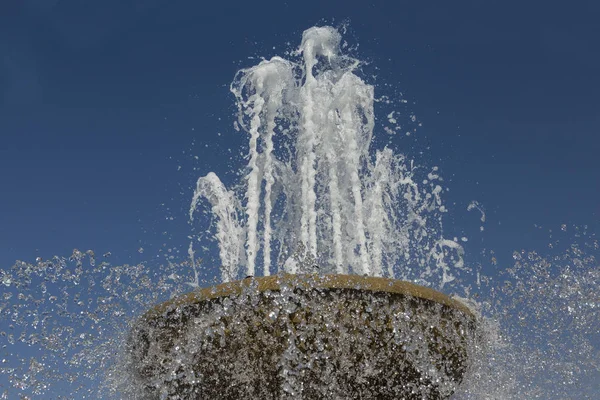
190,26,464,286
0,26,598,399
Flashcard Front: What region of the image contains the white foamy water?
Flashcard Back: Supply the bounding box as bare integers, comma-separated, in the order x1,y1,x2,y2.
190,26,463,286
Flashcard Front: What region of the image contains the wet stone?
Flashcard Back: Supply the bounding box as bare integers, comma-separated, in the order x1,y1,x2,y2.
125,274,477,400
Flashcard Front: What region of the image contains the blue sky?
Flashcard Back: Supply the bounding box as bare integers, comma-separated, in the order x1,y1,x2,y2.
1,0,598,274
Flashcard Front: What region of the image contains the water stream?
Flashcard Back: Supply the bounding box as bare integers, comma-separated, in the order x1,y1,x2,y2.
190,26,463,287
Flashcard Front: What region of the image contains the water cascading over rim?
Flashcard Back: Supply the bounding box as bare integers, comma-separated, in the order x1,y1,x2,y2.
127,274,477,399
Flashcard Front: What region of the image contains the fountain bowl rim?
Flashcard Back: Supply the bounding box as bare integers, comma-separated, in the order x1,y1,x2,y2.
139,273,475,322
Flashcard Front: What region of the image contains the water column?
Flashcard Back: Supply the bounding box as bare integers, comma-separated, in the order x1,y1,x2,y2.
191,25,462,285
232,58,294,276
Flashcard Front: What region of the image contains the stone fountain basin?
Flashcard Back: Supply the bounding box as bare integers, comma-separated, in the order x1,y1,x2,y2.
127,274,476,399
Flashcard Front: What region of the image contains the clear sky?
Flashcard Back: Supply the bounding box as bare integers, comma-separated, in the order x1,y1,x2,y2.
1,0,598,273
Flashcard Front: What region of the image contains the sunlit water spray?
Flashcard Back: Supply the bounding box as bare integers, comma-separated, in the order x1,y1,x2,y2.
190,26,463,286
0,26,598,399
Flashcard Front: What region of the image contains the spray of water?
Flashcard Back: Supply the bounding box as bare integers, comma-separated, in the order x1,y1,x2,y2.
190,26,463,287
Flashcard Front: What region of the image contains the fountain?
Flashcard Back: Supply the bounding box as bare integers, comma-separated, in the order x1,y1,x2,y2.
125,27,478,399
1,25,598,400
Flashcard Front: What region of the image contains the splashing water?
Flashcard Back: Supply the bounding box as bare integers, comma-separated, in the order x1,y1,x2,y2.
0,26,598,399
190,26,463,286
